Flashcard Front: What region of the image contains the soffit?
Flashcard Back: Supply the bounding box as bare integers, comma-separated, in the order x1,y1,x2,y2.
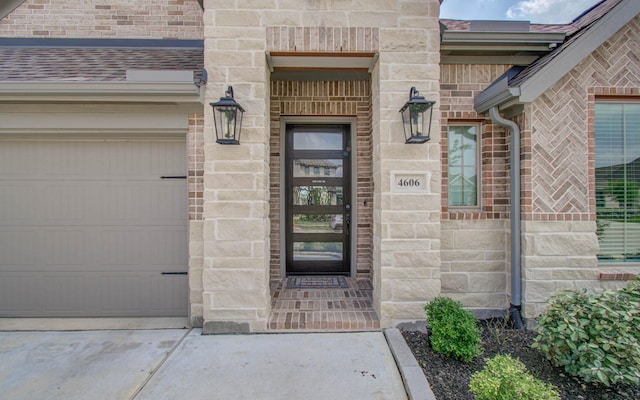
266,51,377,81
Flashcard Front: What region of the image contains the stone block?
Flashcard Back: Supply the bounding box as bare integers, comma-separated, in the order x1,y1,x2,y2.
390,278,441,301
205,201,253,218
523,281,558,303
204,173,256,190
468,272,506,293
380,301,430,323
202,308,258,321
535,233,598,256
202,269,262,291
380,29,428,52
203,240,252,258
207,256,266,269
441,249,484,262
441,273,469,293
551,268,598,281
215,219,266,241
202,320,251,334
213,10,261,27
453,229,504,250
212,290,266,309
446,293,508,309
392,251,439,268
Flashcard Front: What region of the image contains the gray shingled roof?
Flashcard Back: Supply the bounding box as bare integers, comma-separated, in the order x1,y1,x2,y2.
0,40,204,83
508,0,622,87
440,19,568,33
440,0,618,36
474,0,633,113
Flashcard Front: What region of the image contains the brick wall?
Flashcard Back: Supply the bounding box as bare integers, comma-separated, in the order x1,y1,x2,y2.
0,0,203,39
269,80,373,280
440,64,512,220
520,15,640,319
439,64,512,313
188,113,204,221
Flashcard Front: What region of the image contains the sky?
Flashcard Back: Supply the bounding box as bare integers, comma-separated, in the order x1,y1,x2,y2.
440,0,603,24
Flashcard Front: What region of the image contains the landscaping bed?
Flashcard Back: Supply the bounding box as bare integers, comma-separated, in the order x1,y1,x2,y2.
402,319,640,400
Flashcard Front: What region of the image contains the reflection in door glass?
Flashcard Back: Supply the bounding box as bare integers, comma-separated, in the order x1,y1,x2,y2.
293,159,343,177
293,186,343,205
293,214,343,233
294,131,342,150
293,242,343,261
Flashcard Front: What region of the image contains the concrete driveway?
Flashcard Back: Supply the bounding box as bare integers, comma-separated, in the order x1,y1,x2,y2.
0,328,409,400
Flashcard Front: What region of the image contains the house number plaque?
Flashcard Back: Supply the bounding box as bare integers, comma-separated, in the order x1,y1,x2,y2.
392,173,428,193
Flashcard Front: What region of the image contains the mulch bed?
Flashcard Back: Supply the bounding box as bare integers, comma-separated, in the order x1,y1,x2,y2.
401,319,640,400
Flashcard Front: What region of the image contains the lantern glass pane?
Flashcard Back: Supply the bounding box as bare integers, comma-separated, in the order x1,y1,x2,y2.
215,106,237,140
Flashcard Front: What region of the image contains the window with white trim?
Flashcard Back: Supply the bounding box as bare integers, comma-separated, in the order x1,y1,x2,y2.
595,102,640,262
448,124,479,207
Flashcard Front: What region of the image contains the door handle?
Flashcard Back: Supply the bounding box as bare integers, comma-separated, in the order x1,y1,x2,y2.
345,204,351,236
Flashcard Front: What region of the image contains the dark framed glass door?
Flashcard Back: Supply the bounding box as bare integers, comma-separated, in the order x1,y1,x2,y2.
285,124,351,275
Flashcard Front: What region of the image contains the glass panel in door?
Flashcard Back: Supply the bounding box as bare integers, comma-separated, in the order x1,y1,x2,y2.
285,125,351,275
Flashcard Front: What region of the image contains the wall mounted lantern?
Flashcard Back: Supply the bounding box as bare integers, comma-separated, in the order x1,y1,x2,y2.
210,86,245,145
399,87,436,144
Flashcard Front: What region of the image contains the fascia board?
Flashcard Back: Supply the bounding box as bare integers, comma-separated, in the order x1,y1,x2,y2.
441,31,566,45
474,74,521,114
0,81,201,103
519,0,640,103
0,0,25,20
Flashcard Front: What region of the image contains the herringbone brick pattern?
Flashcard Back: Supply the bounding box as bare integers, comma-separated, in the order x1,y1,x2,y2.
527,15,640,221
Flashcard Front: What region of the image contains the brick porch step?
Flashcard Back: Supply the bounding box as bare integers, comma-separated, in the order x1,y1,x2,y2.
268,279,380,331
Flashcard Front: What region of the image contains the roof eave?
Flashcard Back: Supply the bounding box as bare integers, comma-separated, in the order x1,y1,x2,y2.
0,81,202,103
441,31,566,45
474,69,522,114
0,0,25,20
519,0,640,102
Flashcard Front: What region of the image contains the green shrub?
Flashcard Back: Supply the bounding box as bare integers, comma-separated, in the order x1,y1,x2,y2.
533,278,640,386
424,296,482,362
469,354,560,400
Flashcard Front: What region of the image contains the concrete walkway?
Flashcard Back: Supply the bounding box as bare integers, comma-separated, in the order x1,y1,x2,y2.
0,328,422,400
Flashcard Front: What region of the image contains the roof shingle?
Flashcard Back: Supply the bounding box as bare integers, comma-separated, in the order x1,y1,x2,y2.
0,43,203,83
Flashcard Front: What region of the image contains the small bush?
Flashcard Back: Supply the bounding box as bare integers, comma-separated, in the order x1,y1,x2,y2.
424,296,482,362
533,277,640,386
469,354,560,400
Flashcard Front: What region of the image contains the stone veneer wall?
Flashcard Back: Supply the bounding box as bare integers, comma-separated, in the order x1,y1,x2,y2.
269,80,373,280
202,0,441,331
0,0,203,39
439,64,512,314
520,15,640,319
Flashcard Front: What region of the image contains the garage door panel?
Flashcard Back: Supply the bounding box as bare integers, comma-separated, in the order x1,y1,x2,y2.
0,231,38,265
0,139,188,317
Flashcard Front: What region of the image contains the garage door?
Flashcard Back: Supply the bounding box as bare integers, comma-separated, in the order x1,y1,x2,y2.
0,138,188,317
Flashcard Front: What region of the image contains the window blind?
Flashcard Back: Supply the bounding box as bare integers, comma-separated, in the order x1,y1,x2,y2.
595,103,640,262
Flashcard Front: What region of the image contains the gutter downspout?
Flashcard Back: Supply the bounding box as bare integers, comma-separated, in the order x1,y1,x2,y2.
489,107,525,329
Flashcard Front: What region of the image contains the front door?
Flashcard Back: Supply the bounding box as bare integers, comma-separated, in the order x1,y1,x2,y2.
285,124,351,275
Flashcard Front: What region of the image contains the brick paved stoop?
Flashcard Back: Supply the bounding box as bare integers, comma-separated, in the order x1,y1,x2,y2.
268,278,380,331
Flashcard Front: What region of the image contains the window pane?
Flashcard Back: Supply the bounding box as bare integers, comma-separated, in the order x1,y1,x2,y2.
596,103,640,262
293,214,342,233
448,125,478,206
293,159,343,177
293,242,343,261
293,186,343,205
294,131,342,150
